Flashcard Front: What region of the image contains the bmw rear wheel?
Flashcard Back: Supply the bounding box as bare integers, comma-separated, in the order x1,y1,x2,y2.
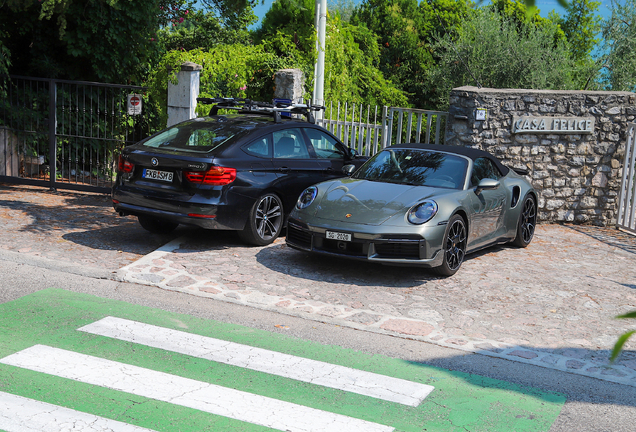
434,214,467,277
511,194,537,247
138,215,179,234
239,193,284,246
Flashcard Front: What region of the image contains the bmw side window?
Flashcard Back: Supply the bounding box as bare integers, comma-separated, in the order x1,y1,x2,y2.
243,135,272,158
273,129,311,159
471,158,502,186
303,128,345,159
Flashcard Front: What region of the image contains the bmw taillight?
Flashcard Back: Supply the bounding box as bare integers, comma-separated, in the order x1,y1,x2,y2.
117,155,134,173
184,166,237,185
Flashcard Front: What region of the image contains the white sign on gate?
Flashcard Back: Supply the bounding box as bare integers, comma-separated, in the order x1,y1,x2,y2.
127,94,142,115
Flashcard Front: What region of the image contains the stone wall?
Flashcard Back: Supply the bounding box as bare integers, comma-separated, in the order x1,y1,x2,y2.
445,86,636,226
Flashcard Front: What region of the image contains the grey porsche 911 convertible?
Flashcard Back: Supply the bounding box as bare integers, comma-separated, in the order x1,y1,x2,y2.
285,143,537,276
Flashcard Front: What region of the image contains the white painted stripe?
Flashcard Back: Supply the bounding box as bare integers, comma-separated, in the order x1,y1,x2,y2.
79,316,433,406
1,345,393,432
0,391,157,432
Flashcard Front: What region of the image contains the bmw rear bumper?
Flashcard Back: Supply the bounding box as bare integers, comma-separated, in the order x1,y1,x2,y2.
112,188,252,230
285,218,445,268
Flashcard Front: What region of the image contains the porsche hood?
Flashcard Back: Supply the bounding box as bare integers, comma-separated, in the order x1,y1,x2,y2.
311,179,438,225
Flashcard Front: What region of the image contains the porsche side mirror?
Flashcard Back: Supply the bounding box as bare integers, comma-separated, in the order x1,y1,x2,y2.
475,178,500,195
342,164,356,176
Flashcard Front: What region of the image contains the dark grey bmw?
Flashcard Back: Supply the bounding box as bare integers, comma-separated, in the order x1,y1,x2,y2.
112,100,366,245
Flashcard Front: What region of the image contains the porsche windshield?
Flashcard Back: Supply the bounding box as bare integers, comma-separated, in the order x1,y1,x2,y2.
141,120,244,153
353,149,468,189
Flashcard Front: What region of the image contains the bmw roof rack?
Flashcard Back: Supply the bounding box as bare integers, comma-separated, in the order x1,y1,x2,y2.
196,97,325,124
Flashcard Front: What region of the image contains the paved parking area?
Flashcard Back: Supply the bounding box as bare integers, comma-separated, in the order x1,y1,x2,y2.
2,184,636,387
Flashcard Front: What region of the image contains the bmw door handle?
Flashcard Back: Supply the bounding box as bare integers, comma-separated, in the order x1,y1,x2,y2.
278,167,290,173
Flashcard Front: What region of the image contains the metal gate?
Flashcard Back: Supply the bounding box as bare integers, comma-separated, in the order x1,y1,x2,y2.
317,102,448,157
0,76,157,193
618,123,636,235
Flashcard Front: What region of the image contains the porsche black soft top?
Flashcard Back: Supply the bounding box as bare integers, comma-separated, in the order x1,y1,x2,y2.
388,142,511,176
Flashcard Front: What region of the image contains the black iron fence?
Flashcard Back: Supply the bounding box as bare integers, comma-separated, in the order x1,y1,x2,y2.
0,76,159,193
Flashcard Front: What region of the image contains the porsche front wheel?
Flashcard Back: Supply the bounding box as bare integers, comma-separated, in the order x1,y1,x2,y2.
511,194,537,248
434,214,467,277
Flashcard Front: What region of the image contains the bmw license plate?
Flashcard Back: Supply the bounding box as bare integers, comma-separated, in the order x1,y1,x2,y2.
326,231,351,242
143,169,173,182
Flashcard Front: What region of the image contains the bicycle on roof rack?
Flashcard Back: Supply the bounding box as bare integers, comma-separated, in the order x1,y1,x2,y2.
196,97,325,124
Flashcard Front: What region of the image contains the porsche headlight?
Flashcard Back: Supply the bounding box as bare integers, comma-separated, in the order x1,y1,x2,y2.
296,186,318,210
407,200,438,225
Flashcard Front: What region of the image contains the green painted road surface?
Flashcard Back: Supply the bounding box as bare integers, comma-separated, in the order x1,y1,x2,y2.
0,289,565,431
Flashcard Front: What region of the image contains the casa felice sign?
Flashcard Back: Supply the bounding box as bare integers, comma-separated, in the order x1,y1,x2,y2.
512,116,595,134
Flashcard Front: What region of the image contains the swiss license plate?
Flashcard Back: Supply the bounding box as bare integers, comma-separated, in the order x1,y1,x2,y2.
143,169,173,182
326,231,351,242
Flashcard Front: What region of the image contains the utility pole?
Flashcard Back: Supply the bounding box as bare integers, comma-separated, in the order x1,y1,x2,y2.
313,0,327,119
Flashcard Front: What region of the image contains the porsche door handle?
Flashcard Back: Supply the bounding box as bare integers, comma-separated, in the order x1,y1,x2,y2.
278,167,291,173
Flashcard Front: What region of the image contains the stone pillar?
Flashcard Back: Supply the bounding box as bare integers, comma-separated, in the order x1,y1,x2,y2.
167,62,202,127
273,69,305,103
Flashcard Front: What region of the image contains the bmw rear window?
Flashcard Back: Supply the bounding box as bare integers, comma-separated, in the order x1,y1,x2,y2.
141,119,247,153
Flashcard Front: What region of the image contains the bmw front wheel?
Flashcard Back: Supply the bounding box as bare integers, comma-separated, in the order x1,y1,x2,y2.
434,214,467,277
239,193,284,246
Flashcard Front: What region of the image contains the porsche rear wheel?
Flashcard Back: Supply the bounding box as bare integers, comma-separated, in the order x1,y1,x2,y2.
511,194,537,248
434,214,467,277
138,215,179,234
239,193,284,246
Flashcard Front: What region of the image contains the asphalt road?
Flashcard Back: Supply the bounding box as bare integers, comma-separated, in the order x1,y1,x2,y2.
0,257,634,431
1,184,635,430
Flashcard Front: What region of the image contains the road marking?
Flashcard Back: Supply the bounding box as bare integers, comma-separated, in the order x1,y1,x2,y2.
0,391,158,432
1,345,394,432
79,316,433,407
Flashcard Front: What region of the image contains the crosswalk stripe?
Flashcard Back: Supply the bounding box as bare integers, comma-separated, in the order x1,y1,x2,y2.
1,345,394,432
0,391,158,432
79,316,433,407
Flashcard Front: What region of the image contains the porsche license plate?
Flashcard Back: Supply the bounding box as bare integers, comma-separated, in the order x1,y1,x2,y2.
143,169,173,182
326,231,351,242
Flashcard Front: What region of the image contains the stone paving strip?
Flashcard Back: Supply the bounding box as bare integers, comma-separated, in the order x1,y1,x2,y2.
116,224,636,388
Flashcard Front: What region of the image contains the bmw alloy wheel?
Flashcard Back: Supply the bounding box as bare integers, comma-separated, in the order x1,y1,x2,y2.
239,193,284,246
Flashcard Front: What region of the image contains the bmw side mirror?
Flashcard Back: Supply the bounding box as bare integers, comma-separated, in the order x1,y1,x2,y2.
342,164,356,176
475,178,500,195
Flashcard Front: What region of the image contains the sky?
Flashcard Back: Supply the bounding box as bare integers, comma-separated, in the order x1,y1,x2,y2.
250,0,614,27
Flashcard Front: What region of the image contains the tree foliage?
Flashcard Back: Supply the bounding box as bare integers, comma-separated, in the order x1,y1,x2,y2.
323,15,409,106
0,0,192,83
351,0,473,109
428,6,576,107
159,9,257,52
148,45,298,124
600,0,636,91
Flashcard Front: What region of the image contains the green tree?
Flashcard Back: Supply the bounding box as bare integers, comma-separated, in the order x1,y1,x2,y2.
600,0,636,91
428,6,576,108
159,8,257,52
0,0,192,83
351,0,472,109
251,0,406,107
323,15,409,106
148,45,298,124
551,0,602,89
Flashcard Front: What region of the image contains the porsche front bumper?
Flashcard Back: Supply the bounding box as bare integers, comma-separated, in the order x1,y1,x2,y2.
285,218,446,268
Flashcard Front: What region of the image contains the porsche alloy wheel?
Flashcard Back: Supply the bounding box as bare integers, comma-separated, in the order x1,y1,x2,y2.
239,193,284,246
512,195,537,248
435,215,467,277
